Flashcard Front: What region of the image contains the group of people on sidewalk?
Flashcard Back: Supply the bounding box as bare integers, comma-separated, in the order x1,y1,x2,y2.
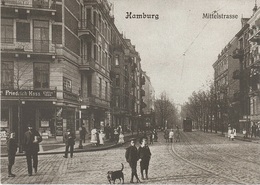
90,125,125,146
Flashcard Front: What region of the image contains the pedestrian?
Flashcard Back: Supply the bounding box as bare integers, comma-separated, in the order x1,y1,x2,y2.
99,130,105,145
138,137,151,180
7,132,17,177
81,125,87,143
110,126,115,142
175,127,180,142
90,128,97,145
96,129,100,146
153,129,158,142
242,129,247,139
169,129,174,143
63,129,75,158
118,131,125,144
228,128,232,140
164,129,169,142
230,129,234,141
125,138,141,183
23,124,42,176
150,132,154,144
114,128,119,144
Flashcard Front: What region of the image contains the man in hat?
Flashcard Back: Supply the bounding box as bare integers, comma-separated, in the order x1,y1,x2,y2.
125,138,141,183
63,129,75,158
23,124,42,176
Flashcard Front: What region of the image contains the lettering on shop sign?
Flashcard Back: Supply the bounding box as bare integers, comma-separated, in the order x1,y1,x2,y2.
63,92,79,102
1,90,56,97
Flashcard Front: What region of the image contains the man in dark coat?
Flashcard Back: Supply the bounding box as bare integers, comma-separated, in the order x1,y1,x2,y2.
81,125,87,143
125,138,141,183
138,137,151,180
7,132,17,177
23,124,42,176
63,129,76,158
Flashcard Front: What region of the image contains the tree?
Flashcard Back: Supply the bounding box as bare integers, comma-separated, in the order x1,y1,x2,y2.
154,92,178,129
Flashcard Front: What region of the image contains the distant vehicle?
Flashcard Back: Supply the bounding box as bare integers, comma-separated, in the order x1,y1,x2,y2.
183,118,192,132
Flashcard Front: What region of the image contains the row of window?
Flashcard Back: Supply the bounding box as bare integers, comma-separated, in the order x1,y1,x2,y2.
1,19,49,43
1,62,50,89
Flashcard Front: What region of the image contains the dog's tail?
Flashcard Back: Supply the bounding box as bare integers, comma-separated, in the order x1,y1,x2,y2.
121,163,124,171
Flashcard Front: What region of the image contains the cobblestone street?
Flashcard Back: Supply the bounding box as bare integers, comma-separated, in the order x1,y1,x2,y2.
1,131,260,184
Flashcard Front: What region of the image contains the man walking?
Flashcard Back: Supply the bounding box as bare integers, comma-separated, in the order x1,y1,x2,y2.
63,129,75,158
7,132,17,177
23,124,42,176
125,138,141,183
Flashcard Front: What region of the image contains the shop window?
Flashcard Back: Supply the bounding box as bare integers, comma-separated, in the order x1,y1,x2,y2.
16,22,30,42
34,63,50,89
1,108,9,128
39,108,55,136
63,77,72,92
1,61,14,89
1,19,13,43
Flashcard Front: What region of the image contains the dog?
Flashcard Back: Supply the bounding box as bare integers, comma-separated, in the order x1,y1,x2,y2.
107,163,124,184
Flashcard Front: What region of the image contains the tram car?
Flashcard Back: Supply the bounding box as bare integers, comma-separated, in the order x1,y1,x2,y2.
183,118,192,132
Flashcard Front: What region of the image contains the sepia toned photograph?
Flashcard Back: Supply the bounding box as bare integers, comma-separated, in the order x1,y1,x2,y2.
1,0,260,184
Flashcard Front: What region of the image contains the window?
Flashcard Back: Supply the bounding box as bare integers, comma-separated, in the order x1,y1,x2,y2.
99,77,102,98
1,62,14,89
1,19,13,43
33,20,49,52
34,63,49,89
99,45,102,64
105,81,108,100
16,22,30,42
63,77,72,92
115,55,119,66
116,74,120,87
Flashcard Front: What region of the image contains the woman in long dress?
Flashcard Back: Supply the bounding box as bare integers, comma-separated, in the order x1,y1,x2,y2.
90,128,97,145
118,132,125,144
99,131,105,145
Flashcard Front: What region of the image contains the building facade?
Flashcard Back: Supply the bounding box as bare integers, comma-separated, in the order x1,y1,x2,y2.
1,0,150,145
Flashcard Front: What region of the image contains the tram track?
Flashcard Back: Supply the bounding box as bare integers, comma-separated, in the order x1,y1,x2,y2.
184,131,260,166
167,132,248,184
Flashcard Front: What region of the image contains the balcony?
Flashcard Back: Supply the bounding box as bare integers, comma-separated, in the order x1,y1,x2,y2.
79,56,95,71
232,70,240,80
78,19,96,38
249,29,260,44
141,89,145,97
83,96,110,109
233,91,240,102
141,76,145,85
232,48,243,59
1,38,56,55
1,0,56,10
114,44,124,52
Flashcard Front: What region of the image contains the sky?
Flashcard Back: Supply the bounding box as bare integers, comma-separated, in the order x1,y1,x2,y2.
109,0,256,105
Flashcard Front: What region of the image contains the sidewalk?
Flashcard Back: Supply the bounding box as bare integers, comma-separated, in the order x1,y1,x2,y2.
217,131,260,143
0,132,146,157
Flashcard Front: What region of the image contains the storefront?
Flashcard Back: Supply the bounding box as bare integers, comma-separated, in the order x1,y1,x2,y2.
1,89,57,141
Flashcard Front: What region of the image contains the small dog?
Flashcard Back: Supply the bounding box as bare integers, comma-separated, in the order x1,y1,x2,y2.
107,163,124,184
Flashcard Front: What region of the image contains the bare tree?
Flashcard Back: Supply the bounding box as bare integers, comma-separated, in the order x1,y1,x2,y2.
154,92,178,129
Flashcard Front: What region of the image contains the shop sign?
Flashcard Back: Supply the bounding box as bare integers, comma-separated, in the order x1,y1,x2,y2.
0,120,8,127
63,92,78,102
0,131,7,140
41,120,49,127
1,89,56,98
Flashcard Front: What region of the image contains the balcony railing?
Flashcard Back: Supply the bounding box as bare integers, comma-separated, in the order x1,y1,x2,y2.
2,0,54,9
232,70,240,80
1,38,56,53
232,48,243,59
83,96,110,109
78,19,96,37
80,56,95,71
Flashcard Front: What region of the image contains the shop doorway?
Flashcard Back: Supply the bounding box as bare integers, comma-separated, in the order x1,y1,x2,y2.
21,105,36,134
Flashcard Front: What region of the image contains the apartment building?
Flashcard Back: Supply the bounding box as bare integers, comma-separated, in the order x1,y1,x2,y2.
1,0,149,145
